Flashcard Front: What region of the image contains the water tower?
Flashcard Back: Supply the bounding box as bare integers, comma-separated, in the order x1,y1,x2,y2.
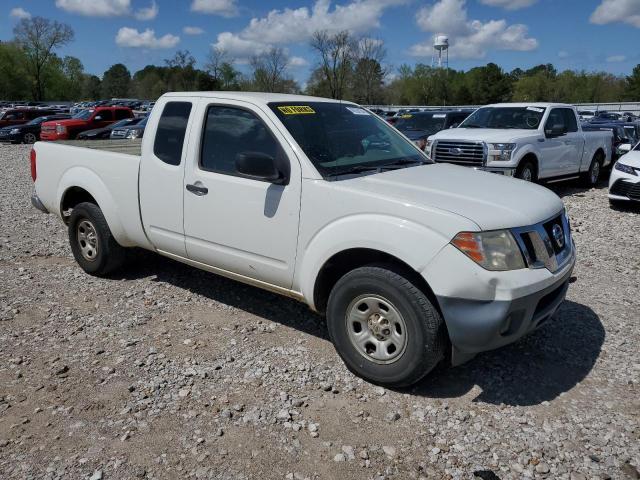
432,35,449,69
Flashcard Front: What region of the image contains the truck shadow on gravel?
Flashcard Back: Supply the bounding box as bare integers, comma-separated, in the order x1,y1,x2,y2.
410,301,605,406
117,252,604,407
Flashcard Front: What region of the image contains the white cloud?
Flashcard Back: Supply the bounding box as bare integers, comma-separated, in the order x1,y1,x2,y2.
55,0,157,20
10,7,32,19
410,0,538,59
479,0,537,10
289,56,309,67
183,26,205,35
191,0,239,17
590,0,640,28
134,0,158,20
606,54,627,62
212,0,406,59
115,27,180,48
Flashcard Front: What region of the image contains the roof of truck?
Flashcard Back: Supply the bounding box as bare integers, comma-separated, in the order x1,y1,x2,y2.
485,102,573,109
162,91,354,105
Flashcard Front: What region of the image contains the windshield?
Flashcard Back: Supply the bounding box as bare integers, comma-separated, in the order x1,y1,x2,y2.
27,116,48,125
395,113,447,133
461,107,545,130
269,102,428,178
72,109,94,120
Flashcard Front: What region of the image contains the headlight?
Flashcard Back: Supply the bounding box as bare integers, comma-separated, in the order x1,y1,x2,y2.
10,128,21,134
614,161,637,176
55,124,66,134
488,143,516,162
451,230,525,271
126,129,142,139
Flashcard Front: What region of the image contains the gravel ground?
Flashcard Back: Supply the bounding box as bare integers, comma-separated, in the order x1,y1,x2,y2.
1,143,639,480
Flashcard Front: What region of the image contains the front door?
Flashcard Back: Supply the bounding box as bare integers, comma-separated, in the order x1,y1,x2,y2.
539,108,571,178
183,99,301,289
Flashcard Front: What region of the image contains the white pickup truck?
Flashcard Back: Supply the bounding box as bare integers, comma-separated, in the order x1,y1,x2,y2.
427,103,613,185
30,92,576,387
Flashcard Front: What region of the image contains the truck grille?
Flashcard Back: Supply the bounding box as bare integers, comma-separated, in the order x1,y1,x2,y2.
433,141,485,166
41,125,55,133
511,213,573,273
610,179,640,201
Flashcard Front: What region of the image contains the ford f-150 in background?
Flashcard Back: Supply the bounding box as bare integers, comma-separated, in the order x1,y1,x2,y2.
427,103,613,185
30,93,576,387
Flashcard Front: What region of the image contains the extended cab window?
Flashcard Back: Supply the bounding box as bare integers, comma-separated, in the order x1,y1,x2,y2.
154,102,192,166
200,106,279,175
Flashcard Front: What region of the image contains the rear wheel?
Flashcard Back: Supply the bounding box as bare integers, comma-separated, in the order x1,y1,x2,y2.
23,132,37,144
326,265,447,387
68,202,126,276
581,153,602,187
515,160,537,182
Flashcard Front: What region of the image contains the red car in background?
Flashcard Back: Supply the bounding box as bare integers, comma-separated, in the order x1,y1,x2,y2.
40,106,134,141
0,108,58,128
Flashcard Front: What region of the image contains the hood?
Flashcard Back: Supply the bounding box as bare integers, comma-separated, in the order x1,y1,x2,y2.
344,163,563,230
79,127,109,137
42,118,87,129
430,128,540,143
619,151,640,167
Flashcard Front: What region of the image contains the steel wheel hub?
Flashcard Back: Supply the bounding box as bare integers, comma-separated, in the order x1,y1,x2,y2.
77,220,99,261
346,295,408,364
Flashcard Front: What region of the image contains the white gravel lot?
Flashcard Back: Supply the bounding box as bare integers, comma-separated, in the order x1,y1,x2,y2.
0,143,639,480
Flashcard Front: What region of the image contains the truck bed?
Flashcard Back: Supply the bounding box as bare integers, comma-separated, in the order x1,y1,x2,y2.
57,139,142,157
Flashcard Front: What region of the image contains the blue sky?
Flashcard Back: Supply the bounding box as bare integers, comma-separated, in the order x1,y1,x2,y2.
2,0,639,83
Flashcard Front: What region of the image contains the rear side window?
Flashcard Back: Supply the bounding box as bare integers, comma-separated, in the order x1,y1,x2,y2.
115,109,131,120
200,106,279,175
154,102,192,166
97,110,113,121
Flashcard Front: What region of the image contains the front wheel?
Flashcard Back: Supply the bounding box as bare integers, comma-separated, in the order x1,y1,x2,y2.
68,202,126,276
326,265,447,387
22,132,37,144
515,160,537,182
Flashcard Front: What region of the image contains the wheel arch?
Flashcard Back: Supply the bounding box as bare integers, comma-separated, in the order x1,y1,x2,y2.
312,247,443,317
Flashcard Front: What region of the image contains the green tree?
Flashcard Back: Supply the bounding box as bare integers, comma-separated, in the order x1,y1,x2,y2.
101,63,131,98
13,16,74,100
624,64,640,100
0,41,30,100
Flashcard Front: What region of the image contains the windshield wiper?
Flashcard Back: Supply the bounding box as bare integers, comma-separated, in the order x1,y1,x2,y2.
327,159,425,178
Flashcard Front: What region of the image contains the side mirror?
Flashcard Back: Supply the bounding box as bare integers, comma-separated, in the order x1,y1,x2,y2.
618,144,632,154
545,124,566,138
235,152,287,184
94,115,103,122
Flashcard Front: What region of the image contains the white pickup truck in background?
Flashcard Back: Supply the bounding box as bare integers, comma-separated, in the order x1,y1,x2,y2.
427,103,613,185
30,92,575,387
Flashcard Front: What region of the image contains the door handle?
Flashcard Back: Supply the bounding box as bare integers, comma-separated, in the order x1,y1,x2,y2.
186,183,208,196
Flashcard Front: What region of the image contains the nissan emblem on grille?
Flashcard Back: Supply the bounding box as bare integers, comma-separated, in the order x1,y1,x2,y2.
552,224,564,248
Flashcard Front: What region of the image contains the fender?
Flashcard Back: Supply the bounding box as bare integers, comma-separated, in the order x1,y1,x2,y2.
512,143,540,166
295,213,459,311
56,166,136,247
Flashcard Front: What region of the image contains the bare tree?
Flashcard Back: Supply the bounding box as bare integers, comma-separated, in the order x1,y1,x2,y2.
13,16,74,100
205,47,229,83
352,37,388,104
309,30,354,100
250,47,290,93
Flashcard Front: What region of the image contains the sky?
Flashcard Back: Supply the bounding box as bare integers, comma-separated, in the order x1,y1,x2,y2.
2,0,640,84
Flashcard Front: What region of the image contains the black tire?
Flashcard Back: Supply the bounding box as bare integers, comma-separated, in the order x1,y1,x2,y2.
22,132,37,144
68,202,126,276
515,159,537,182
326,265,447,388
581,153,603,187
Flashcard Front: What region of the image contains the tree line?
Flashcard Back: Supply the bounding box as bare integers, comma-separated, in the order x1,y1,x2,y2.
2,16,640,105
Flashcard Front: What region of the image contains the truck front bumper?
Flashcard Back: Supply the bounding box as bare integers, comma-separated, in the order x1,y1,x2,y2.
423,240,576,366
473,166,516,177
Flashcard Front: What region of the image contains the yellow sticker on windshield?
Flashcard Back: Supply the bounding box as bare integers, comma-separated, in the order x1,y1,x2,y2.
401,114,412,118
278,105,315,115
